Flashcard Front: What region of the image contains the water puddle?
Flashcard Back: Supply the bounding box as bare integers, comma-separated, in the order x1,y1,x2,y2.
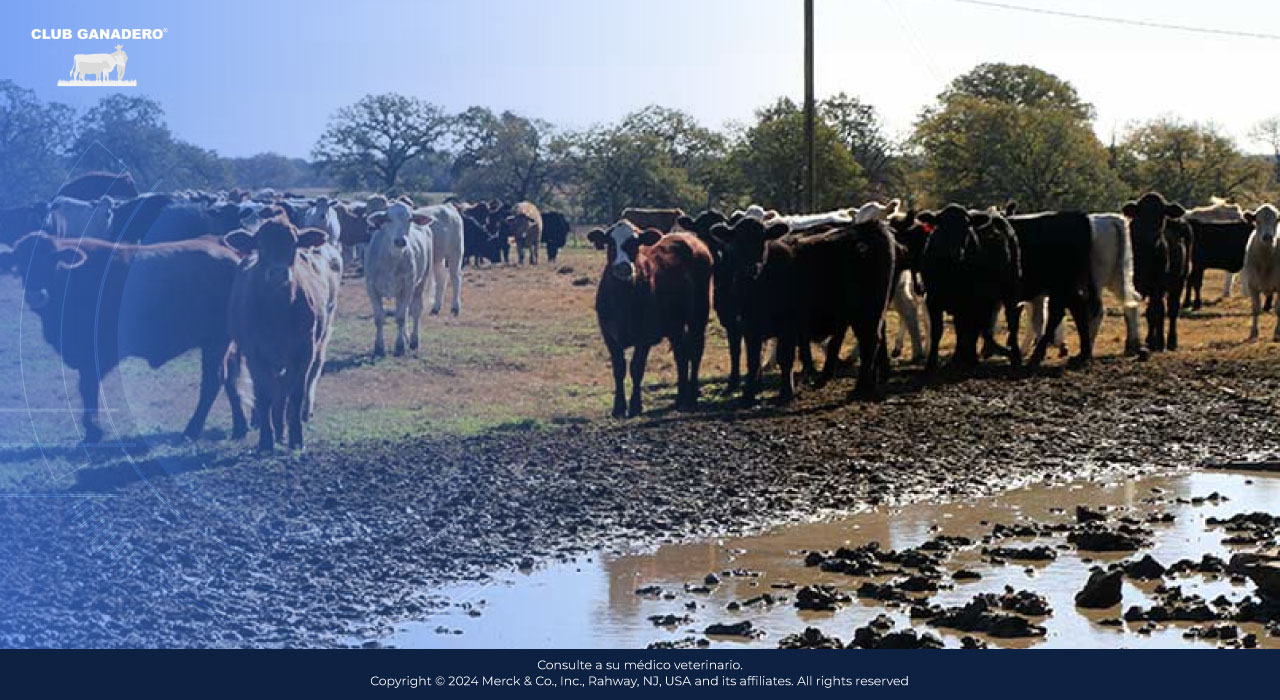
389,469,1279,648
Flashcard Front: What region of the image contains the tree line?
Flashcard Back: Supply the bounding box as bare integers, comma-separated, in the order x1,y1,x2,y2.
4,63,1279,221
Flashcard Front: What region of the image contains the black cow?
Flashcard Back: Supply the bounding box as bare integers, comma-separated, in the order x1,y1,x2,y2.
461,213,501,266
1122,192,1191,352
0,233,248,443
56,171,138,201
0,203,49,247
678,210,743,391
104,193,176,242
709,216,896,402
918,205,1022,371
542,210,571,262
1184,219,1253,309
1003,206,1101,367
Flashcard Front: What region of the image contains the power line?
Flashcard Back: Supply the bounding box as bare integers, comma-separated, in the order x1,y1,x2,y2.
955,0,1280,41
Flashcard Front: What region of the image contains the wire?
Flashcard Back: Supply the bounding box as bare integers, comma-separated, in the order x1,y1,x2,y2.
955,0,1280,41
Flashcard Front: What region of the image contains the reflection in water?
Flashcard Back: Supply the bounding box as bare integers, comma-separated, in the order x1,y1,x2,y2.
391,470,1279,649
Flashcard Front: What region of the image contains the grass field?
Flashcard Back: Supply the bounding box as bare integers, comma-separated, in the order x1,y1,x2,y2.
0,240,1277,491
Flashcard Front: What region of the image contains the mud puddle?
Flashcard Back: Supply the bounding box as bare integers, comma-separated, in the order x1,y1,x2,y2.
388,470,1279,649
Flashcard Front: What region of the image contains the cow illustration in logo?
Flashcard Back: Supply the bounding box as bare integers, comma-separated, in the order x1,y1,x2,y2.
68,45,128,82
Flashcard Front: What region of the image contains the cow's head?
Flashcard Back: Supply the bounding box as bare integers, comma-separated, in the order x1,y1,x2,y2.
224,217,328,286
1122,192,1184,242
853,198,901,224
917,204,988,265
0,233,86,311
367,202,433,250
888,209,930,269
707,216,790,283
1247,204,1279,245
677,210,729,258
587,220,662,282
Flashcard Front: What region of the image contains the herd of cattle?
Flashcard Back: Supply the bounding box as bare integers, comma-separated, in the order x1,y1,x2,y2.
1,170,1279,450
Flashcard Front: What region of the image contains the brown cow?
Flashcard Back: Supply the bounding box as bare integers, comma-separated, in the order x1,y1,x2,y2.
504,201,543,265
224,216,338,451
56,171,139,201
586,221,713,417
623,207,686,233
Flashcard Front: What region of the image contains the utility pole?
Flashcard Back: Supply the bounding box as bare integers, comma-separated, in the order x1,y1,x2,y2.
803,0,816,212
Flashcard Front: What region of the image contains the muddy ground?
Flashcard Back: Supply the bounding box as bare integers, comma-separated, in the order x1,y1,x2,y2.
1,346,1277,647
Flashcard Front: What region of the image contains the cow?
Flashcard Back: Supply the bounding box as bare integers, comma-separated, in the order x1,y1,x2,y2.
678,210,743,391
621,207,685,233
886,209,932,363
304,196,343,247
1242,204,1280,341
102,193,175,242
707,215,896,402
1002,207,1101,368
364,202,434,357
504,201,543,265
224,217,338,451
918,205,1022,372
70,46,127,82
0,203,50,247
414,204,466,316
56,171,138,201
1122,192,1191,352
586,221,713,416
44,196,114,240
542,210,571,262
1183,218,1253,310
1184,198,1247,304
461,213,501,266
0,232,248,443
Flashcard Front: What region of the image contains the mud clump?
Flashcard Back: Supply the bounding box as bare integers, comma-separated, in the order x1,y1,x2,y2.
850,625,945,650
794,585,851,612
1068,523,1150,552
925,596,1047,638
778,627,842,649
704,621,761,638
983,545,1057,562
1121,555,1167,580
648,636,709,649
1075,569,1123,608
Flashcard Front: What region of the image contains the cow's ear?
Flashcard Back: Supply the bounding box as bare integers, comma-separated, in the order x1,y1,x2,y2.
297,228,328,249
709,222,734,244
727,213,744,226
1164,203,1186,219
1121,202,1138,219
56,247,87,270
587,229,608,250
917,211,936,225
224,229,257,253
637,229,663,247
1004,201,1018,216
969,212,992,229
765,222,790,240
412,213,435,227
676,215,695,231
886,198,901,216
367,212,388,229
1245,210,1257,224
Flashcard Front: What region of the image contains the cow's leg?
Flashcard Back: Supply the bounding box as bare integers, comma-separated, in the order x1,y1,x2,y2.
1167,285,1182,351
627,344,650,417
183,345,225,440
953,317,979,368
429,258,446,316
1249,292,1261,340
530,240,539,266
687,321,706,407
607,343,627,418
670,332,689,409
392,293,409,356
852,318,882,400
449,257,463,316
1265,293,1275,313
896,282,925,363
776,335,797,403
925,303,944,373
370,293,387,357
248,359,275,451
1222,272,1235,300
407,285,425,353
1273,293,1280,341
1005,298,1023,368
286,364,307,450
1187,265,1204,310
1029,298,1065,369
1066,292,1097,368
818,330,844,386
224,348,249,440
743,336,763,404
980,308,1001,359
77,371,104,444
724,324,742,394
1146,295,1166,352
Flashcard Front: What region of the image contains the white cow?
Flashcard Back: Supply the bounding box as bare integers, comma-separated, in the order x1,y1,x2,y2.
1027,213,1141,355
303,196,342,247
364,202,434,357
1242,204,1280,341
413,204,466,316
45,196,113,239
70,46,127,81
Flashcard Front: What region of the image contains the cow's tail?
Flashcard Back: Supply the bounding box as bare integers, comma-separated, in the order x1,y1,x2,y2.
1115,215,1139,309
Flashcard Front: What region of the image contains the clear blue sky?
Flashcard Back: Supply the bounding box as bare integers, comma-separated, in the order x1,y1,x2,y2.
6,0,1279,158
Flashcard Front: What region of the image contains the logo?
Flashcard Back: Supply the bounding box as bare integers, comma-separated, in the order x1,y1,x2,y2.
57,44,132,87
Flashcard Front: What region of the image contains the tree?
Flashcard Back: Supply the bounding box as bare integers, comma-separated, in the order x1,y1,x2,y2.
821,93,898,196
1115,117,1269,204
451,108,570,203
1249,116,1280,183
912,63,1120,211
0,80,76,205
572,125,705,223
729,98,865,214
72,94,229,190
312,93,449,193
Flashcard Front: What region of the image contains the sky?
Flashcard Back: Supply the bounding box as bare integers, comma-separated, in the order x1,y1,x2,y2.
5,0,1280,159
